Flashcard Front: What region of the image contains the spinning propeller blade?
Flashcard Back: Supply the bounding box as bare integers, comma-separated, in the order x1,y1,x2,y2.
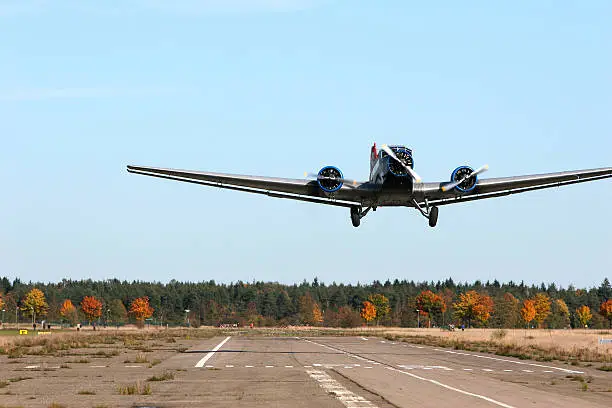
381,144,422,183
441,164,489,192
304,172,358,187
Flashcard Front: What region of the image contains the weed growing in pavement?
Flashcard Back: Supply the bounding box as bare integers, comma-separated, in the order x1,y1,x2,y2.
67,358,90,364
147,371,175,382
148,359,161,368
597,365,612,371
8,377,32,383
118,381,151,395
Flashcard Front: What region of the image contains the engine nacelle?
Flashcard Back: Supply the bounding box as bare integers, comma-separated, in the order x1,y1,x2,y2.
317,166,344,193
450,166,478,192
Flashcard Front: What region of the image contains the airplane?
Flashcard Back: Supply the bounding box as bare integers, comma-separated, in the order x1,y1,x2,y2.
127,143,612,228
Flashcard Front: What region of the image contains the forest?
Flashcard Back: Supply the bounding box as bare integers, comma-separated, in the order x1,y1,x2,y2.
0,276,611,329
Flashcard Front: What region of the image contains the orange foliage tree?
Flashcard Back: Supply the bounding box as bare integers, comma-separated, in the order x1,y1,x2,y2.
360,301,376,324
129,296,154,324
453,291,494,327
59,299,78,324
600,300,612,328
368,294,391,325
531,293,551,328
0,293,4,311
520,299,536,328
81,296,103,323
312,303,323,325
416,290,447,328
575,305,592,328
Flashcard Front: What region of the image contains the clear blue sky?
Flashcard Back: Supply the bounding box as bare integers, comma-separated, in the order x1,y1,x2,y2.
1,1,610,289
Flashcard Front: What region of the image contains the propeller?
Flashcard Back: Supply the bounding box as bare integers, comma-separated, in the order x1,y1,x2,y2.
380,144,422,183
441,164,489,192
304,172,359,187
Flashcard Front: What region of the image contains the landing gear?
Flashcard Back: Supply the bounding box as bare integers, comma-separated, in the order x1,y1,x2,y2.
350,206,372,227
412,198,439,228
350,207,360,227
428,206,439,228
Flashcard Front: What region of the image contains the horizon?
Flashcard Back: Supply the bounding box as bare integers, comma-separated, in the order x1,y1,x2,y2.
2,275,610,291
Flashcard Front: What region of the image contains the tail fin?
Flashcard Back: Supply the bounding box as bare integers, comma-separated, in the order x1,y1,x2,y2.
370,142,378,172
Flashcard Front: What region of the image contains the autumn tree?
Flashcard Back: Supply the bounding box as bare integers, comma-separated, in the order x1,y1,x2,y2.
59,299,78,325
575,305,592,328
21,288,49,320
0,293,4,311
520,299,536,328
453,291,494,327
361,301,376,324
600,300,612,328
312,303,323,325
81,296,103,323
416,290,447,328
368,294,391,325
550,299,570,329
531,293,551,328
298,293,323,325
129,296,154,327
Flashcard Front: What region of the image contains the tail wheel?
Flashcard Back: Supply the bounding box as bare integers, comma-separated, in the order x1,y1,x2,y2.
429,206,439,228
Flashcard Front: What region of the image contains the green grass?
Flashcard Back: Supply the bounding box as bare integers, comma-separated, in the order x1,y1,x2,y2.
0,329,68,337
597,365,612,372
8,377,32,383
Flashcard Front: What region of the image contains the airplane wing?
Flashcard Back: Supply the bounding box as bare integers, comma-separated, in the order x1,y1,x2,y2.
419,167,612,207
126,165,377,208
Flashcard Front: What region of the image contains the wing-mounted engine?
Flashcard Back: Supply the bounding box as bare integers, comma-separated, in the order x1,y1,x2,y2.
450,166,478,192
317,166,344,193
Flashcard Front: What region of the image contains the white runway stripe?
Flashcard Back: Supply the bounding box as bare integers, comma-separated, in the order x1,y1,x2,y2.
307,370,378,408
195,336,231,368
386,367,516,408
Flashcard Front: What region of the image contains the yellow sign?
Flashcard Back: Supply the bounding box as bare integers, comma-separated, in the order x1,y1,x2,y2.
19,329,28,335
37,331,52,336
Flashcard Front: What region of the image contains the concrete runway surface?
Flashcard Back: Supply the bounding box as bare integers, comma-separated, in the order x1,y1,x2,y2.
154,335,611,407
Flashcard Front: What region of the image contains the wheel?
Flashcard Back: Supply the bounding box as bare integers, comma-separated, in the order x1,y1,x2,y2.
428,206,439,227
350,207,361,227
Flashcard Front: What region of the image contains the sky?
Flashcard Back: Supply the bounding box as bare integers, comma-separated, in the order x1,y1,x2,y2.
1,1,611,289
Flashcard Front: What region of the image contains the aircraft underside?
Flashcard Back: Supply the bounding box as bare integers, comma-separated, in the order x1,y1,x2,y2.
127,142,612,229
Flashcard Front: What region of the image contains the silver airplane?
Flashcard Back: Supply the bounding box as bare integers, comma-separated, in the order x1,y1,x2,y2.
127,143,612,228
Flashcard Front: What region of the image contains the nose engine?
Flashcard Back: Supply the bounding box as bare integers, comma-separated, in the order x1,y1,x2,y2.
386,148,414,177
317,166,344,193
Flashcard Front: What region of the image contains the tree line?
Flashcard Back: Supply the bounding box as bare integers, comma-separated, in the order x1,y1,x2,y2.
0,276,610,329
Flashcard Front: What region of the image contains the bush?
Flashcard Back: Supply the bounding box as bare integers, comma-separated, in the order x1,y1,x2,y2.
490,329,508,341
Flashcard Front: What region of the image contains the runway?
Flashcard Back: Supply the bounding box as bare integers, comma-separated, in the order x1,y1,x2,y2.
157,335,611,407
